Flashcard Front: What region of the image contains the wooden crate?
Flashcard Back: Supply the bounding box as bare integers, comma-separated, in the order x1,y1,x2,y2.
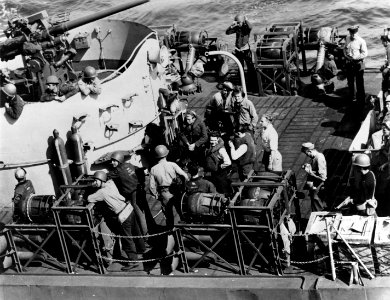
373,217,390,275
334,216,375,277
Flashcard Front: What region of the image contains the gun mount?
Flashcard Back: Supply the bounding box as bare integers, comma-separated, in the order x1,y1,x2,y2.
0,0,149,100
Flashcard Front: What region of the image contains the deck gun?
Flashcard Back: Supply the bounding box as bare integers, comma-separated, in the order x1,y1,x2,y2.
0,0,149,98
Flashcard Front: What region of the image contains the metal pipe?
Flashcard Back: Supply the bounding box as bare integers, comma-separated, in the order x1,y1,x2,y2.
206,50,247,95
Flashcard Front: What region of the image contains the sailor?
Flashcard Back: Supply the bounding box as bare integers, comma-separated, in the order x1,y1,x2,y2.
231,86,258,136
12,167,35,222
185,162,216,195
204,131,232,194
338,154,377,216
226,14,255,77
301,142,327,212
379,35,390,105
378,121,390,175
108,151,148,251
179,110,208,165
149,145,189,229
78,66,102,96
343,25,368,108
205,81,235,134
40,75,78,102
315,53,338,94
1,83,24,120
259,113,283,172
228,124,256,181
87,170,139,271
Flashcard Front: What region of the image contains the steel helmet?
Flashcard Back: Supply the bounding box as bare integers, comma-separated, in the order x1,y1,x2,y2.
2,83,17,97
155,145,169,158
83,66,97,79
92,170,107,182
311,74,323,85
353,154,370,168
46,75,59,84
14,167,26,180
111,151,124,164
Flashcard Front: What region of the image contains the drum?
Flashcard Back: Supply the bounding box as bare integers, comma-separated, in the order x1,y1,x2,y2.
256,35,290,60
181,192,225,222
175,30,208,47
15,194,55,224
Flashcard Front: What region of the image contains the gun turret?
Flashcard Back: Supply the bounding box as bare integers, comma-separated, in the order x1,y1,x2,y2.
0,0,149,61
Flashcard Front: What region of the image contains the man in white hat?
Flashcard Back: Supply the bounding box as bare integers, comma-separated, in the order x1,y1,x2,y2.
343,25,368,109
301,142,327,212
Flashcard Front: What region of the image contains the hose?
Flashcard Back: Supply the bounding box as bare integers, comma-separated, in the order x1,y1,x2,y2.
184,44,196,74
315,42,326,72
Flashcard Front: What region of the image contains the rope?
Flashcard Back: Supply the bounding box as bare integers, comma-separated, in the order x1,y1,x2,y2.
92,228,173,239
97,252,176,264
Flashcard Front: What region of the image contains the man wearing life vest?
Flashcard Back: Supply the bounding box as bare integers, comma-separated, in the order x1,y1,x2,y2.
205,131,232,194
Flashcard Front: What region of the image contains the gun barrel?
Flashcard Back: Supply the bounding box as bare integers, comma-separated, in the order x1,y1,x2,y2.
49,0,149,35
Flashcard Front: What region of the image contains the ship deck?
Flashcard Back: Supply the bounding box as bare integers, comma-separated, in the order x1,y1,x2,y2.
1,70,389,299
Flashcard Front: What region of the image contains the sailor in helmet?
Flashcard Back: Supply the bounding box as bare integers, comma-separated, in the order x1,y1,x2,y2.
13,167,35,222
1,83,24,120
78,66,102,96
40,75,78,102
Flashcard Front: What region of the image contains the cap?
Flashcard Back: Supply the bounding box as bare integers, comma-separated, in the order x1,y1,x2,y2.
222,81,234,91
385,95,390,102
301,142,315,150
186,110,197,118
347,25,359,33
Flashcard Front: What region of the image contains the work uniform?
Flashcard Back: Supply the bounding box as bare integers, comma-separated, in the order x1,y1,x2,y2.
344,34,368,106
351,170,376,216
40,82,78,102
186,177,216,194
180,117,208,164
233,133,256,181
5,94,24,120
260,124,282,172
13,179,35,222
206,91,234,134
108,162,147,252
226,20,255,76
88,180,138,260
233,98,258,134
78,77,102,96
205,138,232,194
150,160,186,229
306,151,327,212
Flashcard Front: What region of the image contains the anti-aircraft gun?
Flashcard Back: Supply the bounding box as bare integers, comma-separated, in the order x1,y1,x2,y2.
0,0,149,101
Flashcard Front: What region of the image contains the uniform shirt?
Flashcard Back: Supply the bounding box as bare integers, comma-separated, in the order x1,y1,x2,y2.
149,160,185,197
233,98,258,128
352,171,376,205
40,82,79,102
6,95,24,119
308,151,327,182
344,34,368,61
13,179,35,205
180,117,208,147
78,77,102,96
87,179,126,214
209,92,232,111
107,162,138,197
260,124,278,152
226,20,252,50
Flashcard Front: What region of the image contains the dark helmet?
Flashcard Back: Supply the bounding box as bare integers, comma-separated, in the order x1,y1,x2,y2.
92,170,107,182
353,154,370,168
155,145,169,158
2,83,17,97
46,75,59,84
111,151,124,164
83,66,97,79
14,167,26,180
